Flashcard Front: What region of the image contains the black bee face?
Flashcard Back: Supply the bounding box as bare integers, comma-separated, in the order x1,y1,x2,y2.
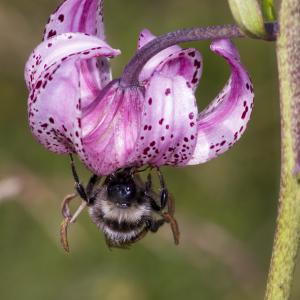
107,174,137,208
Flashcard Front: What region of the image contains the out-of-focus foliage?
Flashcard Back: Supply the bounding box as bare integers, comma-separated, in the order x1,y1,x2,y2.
1,0,298,299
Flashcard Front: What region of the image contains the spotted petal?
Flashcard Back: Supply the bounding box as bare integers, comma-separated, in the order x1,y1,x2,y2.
138,29,202,90
42,0,111,109
79,81,144,175
187,39,254,165
27,33,120,154
133,75,198,167
25,33,119,89
43,0,105,40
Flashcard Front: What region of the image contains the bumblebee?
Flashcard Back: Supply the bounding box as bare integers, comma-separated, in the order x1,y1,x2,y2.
60,155,180,251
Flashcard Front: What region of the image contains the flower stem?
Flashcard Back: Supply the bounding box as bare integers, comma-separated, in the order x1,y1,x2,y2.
120,22,278,87
264,1,300,300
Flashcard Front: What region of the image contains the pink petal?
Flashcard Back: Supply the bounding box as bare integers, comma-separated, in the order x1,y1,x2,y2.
41,0,110,108
133,73,198,167
43,0,105,40
79,81,144,175
138,29,202,89
154,48,203,91
25,32,120,93
27,33,120,154
187,39,254,165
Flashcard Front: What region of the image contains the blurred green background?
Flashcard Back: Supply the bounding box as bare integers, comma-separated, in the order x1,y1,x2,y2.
0,0,295,299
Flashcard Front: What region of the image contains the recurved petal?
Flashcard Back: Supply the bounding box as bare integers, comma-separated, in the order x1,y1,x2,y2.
138,29,202,90
42,0,111,105
27,34,120,154
187,39,254,165
25,32,120,91
43,0,105,40
28,60,81,154
137,29,180,82
79,81,144,176
134,74,198,167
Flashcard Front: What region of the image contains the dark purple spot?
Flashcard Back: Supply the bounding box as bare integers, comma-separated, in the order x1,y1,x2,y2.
165,88,171,96
143,147,150,155
241,105,249,119
220,140,226,146
148,97,152,105
58,14,64,22
191,77,198,84
194,59,201,68
49,117,54,124
184,137,189,142
159,118,164,125
36,80,42,89
161,136,165,141
150,141,156,147
144,125,148,130
188,51,196,57
166,125,170,130
47,30,57,39
189,112,194,120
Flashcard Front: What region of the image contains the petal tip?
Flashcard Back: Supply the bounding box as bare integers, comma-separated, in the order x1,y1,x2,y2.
210,39,240,61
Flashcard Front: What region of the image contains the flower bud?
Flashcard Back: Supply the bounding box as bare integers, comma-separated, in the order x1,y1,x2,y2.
228,0,267,38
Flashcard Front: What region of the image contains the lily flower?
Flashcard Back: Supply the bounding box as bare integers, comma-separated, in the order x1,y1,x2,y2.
25,0,254,176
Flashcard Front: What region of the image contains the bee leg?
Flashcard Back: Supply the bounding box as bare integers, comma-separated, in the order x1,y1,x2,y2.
60,193,77,253
162,211,180,245
155,168,180,245
86,174,101,205
69,154,88,202
155,168,168,209
163,194,180,245
60,191,88,252
145,173,152,193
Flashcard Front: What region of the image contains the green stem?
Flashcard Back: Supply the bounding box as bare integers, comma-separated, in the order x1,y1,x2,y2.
264,1,300,300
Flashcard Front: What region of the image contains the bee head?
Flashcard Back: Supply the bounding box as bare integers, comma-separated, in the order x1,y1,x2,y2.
106,172,137,208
